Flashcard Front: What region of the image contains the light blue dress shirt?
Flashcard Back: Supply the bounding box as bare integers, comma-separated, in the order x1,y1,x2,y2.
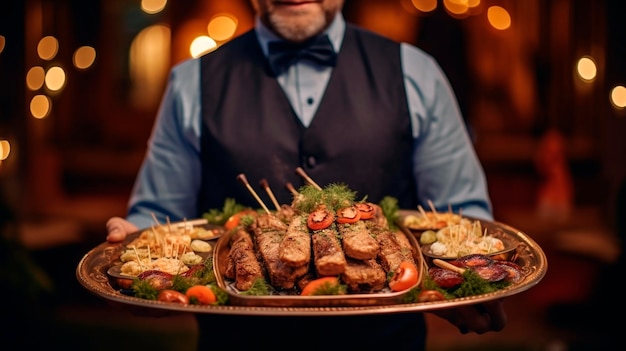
126,14,493,229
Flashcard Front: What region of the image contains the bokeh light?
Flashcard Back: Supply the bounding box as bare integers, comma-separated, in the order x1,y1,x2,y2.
208,14,238,42
576,56,597,82
45,66,66,91
73,46,97,70
487,6,511,30
141,0,167,14
30,95,52,119
444,0,470,18
0,140,10,161
190,36,217,58
37,36,59,60
26,66,46,90
611,85,626,109
411,0,438,13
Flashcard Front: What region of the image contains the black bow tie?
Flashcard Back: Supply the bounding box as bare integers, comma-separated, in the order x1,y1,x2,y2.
267,35,337,75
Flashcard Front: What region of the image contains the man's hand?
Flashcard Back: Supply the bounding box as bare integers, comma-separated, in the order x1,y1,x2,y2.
431,299,507,334
106,216,138,243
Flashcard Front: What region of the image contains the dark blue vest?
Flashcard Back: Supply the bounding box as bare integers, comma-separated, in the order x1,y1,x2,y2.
198,25,416,213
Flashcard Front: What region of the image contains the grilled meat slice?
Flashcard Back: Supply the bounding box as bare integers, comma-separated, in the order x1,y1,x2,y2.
251,213,307,289
338,220,379,260
279,214,311,267
341,258,386,292
375,229,416,273
225,228,265,291
311,227,347,276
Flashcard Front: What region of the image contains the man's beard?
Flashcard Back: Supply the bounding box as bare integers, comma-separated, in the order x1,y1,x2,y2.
267,9,328,42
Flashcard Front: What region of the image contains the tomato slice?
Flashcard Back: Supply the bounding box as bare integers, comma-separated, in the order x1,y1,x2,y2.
388,261,419,292
185,285,217,305
355,202,376,219
300,277,340,296
224,209,257,231
336,206,361,224
307,207,335,230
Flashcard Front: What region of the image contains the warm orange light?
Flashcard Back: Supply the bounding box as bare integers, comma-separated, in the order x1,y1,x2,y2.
487,6,511,30
30,95,52,119
611,85,626,109
45,66,66,91
129,24,171,109
208,14,238,42
141,0,167,14
37,36,59,60
190,36,217,58
444,0,470,17
26,66,46,91
411,0,437,13
0,35,5,54
73,46,97,70
576,56,597,82
0,140,10,161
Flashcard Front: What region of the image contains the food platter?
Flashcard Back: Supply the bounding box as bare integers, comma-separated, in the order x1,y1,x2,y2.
76,212,547,316
211,223,424,307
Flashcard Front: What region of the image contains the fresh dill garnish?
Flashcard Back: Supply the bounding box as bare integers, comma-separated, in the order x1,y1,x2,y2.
294,183,357,213
131,279,159,300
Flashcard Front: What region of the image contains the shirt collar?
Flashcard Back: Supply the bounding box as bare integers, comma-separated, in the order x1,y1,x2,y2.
255,12,345,57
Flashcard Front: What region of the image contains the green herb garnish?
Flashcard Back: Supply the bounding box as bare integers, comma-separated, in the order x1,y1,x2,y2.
202,198,248,225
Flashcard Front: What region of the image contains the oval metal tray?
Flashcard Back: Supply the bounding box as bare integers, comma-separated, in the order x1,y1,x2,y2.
76,212,547,316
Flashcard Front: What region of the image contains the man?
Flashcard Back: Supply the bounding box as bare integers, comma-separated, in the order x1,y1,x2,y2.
106,1,506,349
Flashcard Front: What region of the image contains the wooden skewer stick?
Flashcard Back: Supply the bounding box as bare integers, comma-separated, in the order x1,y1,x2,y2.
237,173,271,214
285,182,299,196
433,258,466,275
417,205,433,225
260,178,281,211
427,199,441,221
151,212,161,226
295,167,322,191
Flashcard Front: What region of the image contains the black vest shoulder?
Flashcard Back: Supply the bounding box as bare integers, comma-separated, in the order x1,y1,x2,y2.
197,25,416,213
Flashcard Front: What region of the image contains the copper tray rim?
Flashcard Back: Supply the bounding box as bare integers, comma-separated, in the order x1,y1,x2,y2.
76,213,548,316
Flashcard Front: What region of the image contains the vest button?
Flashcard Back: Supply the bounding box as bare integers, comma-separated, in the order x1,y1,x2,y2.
306,156,317,168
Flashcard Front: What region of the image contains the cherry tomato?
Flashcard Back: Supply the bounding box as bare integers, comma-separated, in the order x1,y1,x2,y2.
185,285,217,305
389,261,419,292
336,206,361,224
307,207,335,231
224,209,256,231
157,289,189,304
301,277,340,296
417,290,446,302
355,202,376,220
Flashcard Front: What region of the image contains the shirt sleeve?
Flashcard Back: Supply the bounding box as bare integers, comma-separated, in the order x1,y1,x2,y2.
126,58,203,229
401,43,493,220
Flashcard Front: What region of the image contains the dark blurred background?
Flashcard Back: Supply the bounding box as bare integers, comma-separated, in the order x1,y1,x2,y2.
1,0,624,350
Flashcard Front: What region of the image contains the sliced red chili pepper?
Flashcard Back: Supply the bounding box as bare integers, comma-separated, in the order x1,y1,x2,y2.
336,206,361,224
307,207,335,231
355,202,376,219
